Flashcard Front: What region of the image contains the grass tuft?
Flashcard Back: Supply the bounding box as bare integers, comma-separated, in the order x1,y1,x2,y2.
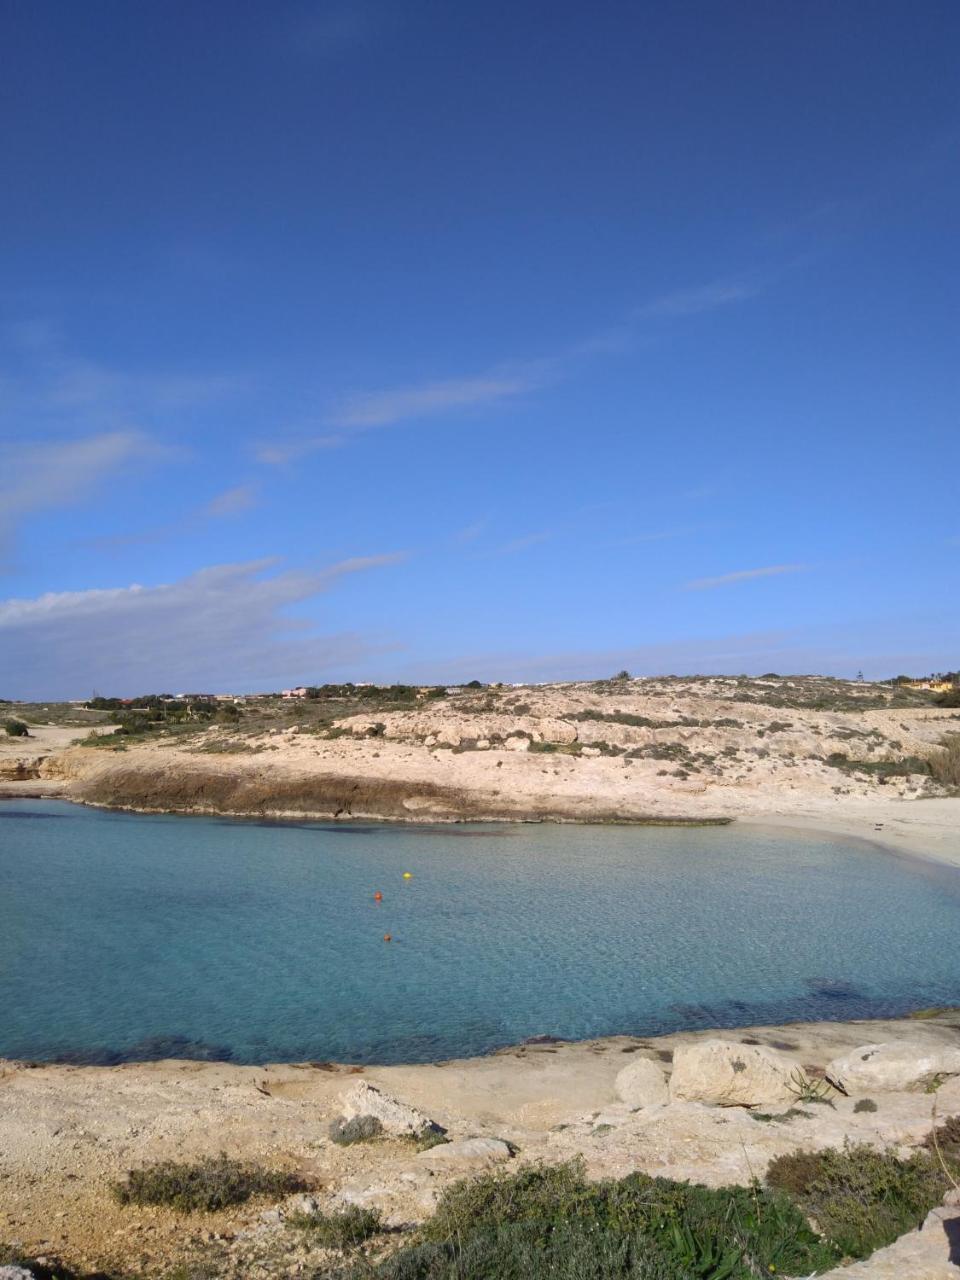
329,1115,384,1146
287,1203,383,1247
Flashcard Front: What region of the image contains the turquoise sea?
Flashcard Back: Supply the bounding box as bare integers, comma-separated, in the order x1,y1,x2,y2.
2,798,959,1065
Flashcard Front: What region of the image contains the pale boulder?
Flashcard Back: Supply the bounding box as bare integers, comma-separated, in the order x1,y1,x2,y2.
615,1057,669,1107
340,1080,440,1138
416,1137,512,1166
669,1039,797,1107
825,1043,960,1094
537,719,578,745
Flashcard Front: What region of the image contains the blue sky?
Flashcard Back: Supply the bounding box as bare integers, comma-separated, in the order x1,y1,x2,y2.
1,0,958,698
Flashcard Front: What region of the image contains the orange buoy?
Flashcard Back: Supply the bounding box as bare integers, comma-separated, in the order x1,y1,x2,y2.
373,891,383,902
383,933,392,942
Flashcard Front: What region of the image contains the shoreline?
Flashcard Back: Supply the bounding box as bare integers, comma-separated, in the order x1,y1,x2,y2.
4,784,959,872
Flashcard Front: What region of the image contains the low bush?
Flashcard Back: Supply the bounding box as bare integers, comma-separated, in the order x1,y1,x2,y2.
287,1203,383,1247
766,1142,955,1259
112,1154,305,1212
2,718,29,737
928,735,960,789
348,1159,838,1278
853,1098,878,1113
329,1114,384,1146
824,751,932,780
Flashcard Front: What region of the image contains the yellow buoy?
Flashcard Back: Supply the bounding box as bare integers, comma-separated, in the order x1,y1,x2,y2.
402,872,413,879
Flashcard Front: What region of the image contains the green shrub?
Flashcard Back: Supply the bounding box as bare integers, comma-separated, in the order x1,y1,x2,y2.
112,1154,305,1212
353,1160,839,1279
853,1098,878,1113
2,718,29,737
329,1114,384,1145
288,1203,382,1247
766,1143,955,1259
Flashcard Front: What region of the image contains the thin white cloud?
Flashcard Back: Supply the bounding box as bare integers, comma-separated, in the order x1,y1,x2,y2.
0,555,405,699
256,368,546,463
0,430,172,547
683,564,807,591
254,436,344,465
202,484,258,518
1,323,241,427
328,372,539,430
634,279,762,320
495,530,554,556
278,272,766,450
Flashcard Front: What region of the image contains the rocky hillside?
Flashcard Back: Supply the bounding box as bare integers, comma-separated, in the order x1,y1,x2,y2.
14,674,959,824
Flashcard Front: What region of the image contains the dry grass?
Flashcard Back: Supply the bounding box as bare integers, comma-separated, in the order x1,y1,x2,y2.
928,735,960,790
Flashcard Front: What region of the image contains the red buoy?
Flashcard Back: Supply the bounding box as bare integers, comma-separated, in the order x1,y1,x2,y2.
373,891,383,902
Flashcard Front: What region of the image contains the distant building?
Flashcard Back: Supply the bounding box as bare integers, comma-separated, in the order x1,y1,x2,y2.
282,687,309,699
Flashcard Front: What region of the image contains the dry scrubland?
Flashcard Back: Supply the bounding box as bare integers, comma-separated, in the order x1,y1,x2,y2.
3,677,960,857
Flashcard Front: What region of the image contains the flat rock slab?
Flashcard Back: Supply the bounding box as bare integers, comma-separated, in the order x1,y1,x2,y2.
417,1137,513,1166
826,1043,960,1094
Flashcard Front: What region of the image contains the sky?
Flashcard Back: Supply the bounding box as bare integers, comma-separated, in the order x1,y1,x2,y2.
1,0,958,698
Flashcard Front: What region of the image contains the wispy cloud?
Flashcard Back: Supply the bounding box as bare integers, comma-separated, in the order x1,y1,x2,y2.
254,436,343,465
0,554,405,699
634,279,763,320
1,324,240,428
0,430,173,548
254,265,777,464
683,564,807,591
202,484,258,518
257,368,546,463
495,530,554,556
328,371,541,430
82,482,260,551
610,526,703,548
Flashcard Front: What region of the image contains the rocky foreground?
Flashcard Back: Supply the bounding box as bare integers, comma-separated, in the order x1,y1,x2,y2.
2,1013,960,1277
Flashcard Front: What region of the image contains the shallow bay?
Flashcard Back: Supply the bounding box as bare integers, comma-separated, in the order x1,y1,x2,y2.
2,798,959,1065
